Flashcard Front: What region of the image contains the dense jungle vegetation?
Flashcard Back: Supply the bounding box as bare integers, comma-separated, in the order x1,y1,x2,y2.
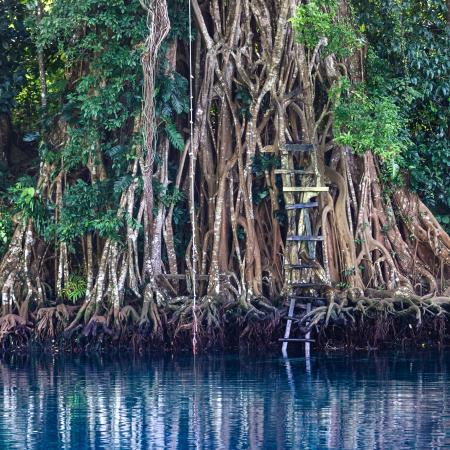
0,0,449,351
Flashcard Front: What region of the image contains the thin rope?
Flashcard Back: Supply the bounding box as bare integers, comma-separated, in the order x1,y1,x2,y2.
188,0,198,355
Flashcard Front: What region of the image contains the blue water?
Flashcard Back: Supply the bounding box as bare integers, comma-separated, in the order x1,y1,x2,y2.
0,352,449,449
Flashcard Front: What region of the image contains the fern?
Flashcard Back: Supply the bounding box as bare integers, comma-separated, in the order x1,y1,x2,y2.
62,274,87,303
164,120,185,151
113,174,132,194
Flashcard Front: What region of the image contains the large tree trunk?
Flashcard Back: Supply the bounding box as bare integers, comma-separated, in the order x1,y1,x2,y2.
0,0,449,346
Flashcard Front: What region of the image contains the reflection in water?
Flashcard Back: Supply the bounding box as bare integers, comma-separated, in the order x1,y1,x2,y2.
0,353,449,449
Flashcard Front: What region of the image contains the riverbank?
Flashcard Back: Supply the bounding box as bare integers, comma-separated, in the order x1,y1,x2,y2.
0,296,449,355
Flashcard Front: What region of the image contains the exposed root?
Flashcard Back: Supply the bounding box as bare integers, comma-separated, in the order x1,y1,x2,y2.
35,304,76,340
82,315,113,338
0,314,32,350
168,294,232,347
139,282,169,339
239,295,281,343
296,288,450,348
114,305,140,330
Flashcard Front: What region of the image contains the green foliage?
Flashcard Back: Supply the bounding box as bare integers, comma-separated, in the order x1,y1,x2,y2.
0,163,13,258
0,0,193,267
234,86,252,119
90,210,123,240
341,266,356,277
153,179,184,211
353,0,450,229
404,137,450,222
156,71,189,152
252,154,279,205
252,154,280,177
62,274,87,303
38,0,146,174
237,225,246,241
20,0,148,246
333,84,410,177
157,72,189,117
290,1,410,180
8,177,48,232
55,180,122,244
290,0,361,58
166,0,191,43
172,200,191,257
0,0,192,259
0,0,65,133
156,1,190,153
34,0,188,246
0,208,13,257
0,0,28,114
163,120,185,152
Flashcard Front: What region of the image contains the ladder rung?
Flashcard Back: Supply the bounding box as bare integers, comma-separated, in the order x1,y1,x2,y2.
285,202,318,210
289,296,326,301
274,169,315,175
278,338,315,343
285,263,317,269
283,143,314,152
287,235,324,242
283,186,329,193
291,283,328,289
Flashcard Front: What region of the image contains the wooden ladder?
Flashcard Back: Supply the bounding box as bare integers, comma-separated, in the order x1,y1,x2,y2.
277,142,329,357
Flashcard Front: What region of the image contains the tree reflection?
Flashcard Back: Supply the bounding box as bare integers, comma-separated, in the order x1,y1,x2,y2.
0,353,449,449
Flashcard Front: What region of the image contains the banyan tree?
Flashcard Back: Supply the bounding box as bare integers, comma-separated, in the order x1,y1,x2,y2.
0,0,449,349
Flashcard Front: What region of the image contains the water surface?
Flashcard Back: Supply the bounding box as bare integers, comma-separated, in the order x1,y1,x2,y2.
0,352,449,449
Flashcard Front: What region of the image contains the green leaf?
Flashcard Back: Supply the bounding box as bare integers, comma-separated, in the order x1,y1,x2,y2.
164,121,185,151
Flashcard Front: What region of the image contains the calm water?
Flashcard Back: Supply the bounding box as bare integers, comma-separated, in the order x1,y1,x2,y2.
0,352,449,449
